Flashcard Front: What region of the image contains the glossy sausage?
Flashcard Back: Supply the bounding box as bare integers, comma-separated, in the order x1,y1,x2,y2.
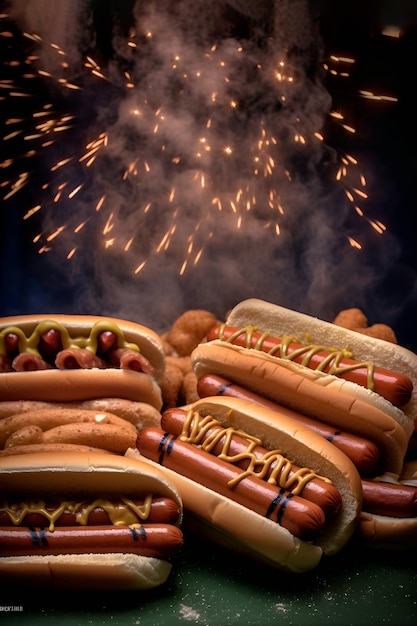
161,407,342,517
137,427,326,541
0,524,184,559
362,480,417,518
208,325,412,408
197,374,381,476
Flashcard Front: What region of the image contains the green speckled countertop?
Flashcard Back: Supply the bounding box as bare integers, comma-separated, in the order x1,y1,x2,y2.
1,531,416,626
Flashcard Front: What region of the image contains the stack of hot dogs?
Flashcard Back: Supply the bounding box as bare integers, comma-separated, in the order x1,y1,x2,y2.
135,298,417,571
0,314,184,589
1,302,416,584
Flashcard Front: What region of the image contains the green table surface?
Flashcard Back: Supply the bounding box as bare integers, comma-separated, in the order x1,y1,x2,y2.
1,530,416,626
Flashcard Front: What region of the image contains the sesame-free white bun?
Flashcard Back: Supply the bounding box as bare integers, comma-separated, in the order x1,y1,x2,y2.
0,452,183,590
192,298,417,473
227,298,417,423
135,397,362,572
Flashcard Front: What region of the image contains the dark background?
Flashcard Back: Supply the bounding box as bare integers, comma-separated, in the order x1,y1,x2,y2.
1,1,417,350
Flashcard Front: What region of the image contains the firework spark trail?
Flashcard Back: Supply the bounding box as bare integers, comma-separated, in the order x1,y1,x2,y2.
1,0,399,332
3,10,383,267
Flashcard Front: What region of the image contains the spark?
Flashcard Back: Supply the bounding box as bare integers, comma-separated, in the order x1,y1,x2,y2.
134,260,147,274
47,226,65,241
23,205,41,219
124,237,134,251
74,221,87,233
95,195,106,211
103,213,115,235
358,90,398,102
348,236,362,250
51,157,72,172
329,55,355,64
68,184,83,199
0,11,390,275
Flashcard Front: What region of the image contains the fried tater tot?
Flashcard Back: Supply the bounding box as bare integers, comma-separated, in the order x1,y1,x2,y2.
333,308,368,329
354,324,398,344
165,310,218,357
160,362,184,409
181,371,199,405
166,355,192,375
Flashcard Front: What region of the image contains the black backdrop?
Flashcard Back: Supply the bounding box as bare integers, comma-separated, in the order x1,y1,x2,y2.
1,1,417,350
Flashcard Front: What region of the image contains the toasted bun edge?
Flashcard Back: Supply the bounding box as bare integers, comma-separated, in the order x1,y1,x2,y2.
192,342,409,474
0,369,163,409
0,553,172,590
0,450,182,515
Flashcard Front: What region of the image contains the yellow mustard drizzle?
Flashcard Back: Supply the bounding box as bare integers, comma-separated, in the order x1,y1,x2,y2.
0,494,153,531
218,323,376,392
0,320,140,358
179,409,331,492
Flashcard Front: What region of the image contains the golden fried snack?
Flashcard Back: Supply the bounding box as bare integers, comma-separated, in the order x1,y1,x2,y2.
159,333,175,356
160,362,184,409
167,356,193,375
181,371,199,405
333,308,368,329
332,308,397,344
354,324,398,344
165,310,218,357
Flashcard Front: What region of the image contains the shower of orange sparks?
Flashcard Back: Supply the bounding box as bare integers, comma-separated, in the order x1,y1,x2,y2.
0,14,393,277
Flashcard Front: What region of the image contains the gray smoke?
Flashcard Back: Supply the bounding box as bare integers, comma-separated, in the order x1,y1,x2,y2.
5,0,410,337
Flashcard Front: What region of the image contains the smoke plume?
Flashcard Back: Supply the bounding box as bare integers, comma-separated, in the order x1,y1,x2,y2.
3,0,414,346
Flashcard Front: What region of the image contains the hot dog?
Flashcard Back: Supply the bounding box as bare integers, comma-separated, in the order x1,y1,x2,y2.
196,373,381,476
358,472,417,548
207,325,412,408
0,314,165,407
0,496,180,528
0,314,168,458
192,299,417,475
160,407,342,517
0,525,183,559
138,427,326,540
135,396,362,573
361,479,417,518
0,451,184,590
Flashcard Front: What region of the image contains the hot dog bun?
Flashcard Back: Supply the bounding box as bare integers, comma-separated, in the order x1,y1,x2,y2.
0,451,183,590
192,299,417,474
0,398,163,458
192,341,409,473
0,369,162,407
227,298,417,424
0,398,162,430
0,314,165,408
358,512,417,549
134,396,362,573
